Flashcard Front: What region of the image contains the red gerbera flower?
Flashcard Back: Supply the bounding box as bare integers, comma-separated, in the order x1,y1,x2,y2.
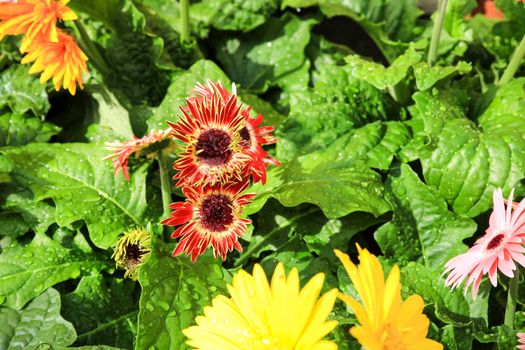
187,80,280,184
161,182,255,262
169,90,251,187
238,111,280,184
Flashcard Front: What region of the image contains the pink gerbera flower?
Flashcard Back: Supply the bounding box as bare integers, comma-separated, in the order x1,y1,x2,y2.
104,128,173,180
443,188,525,299
518,333,525,350
161,181,255,262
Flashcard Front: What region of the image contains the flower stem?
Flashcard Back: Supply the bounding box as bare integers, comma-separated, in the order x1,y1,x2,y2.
157,151,172,220
504,269,520,328
179,0,191,44
234,207,318,268
74,21,110,76
498,32,525,86
428,0,448,65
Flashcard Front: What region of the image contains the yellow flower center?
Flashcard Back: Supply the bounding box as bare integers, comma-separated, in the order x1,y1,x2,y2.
383,323,407,350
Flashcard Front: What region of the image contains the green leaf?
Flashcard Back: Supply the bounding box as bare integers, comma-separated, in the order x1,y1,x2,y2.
0,184,55,237
147,60,230,131
88,86,134,139
344,45,422,90
477,79,525,137
136,239,227,350
70,0,171,106
0,234,110,309
61,276,137,348
214,13,316,92
401,262,488,328
0,113,60,146
282,0,423,62
321,121,411,170
413,61,472,90
277,64,397,161
247,150,391,218
443,0,477,40
0,288,76,349
241,200,386,264
375,164,476,268
0,65,50,116
192,0,278,32
406,87,525,217
1,143,149,248
440,325,473,350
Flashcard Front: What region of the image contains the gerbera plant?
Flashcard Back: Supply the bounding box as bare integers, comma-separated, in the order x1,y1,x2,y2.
183,262,338,349
6,0,525,349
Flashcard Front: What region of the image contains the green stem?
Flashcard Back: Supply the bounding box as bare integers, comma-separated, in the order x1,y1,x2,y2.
498,33,525,86
179,0,190,44
74,21,110,75
157,151,172,220
428,0,448,65
504,268,520,328
234,207,318,268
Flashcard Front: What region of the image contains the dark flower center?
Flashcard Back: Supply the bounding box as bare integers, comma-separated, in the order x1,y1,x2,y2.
239,127,251,147
125,243,144,264
486,233,505,250
196,129,232,166
200,194,234,232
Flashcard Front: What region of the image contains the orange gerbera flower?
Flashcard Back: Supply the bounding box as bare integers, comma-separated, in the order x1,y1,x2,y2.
21,29,88,95
0,0,77,51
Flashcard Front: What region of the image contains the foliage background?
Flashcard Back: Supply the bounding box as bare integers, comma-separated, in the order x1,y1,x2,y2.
1,0,525,349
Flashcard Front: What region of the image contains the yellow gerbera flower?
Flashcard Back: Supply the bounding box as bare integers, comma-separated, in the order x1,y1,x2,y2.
21,29,88,95
183,263,339,350
334,247,443,350
0,0,78,51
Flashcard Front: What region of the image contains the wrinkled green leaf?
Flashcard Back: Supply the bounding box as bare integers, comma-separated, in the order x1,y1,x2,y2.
0,65,49,117
440,325,474,350
215,13,316,92
345,45,422,90
401,262,488,328
277,64,397,161
0,234,109,309
413,61,472,90
1,143,149,248
136,239,227,350
0,288,76,350
0,113,60,147
376,164,476,268
192,0,278,32
0,184,55,237
282,0,423,62
70,0,171,105
62,276,137,348
407,86,525,217
247,150,390,218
